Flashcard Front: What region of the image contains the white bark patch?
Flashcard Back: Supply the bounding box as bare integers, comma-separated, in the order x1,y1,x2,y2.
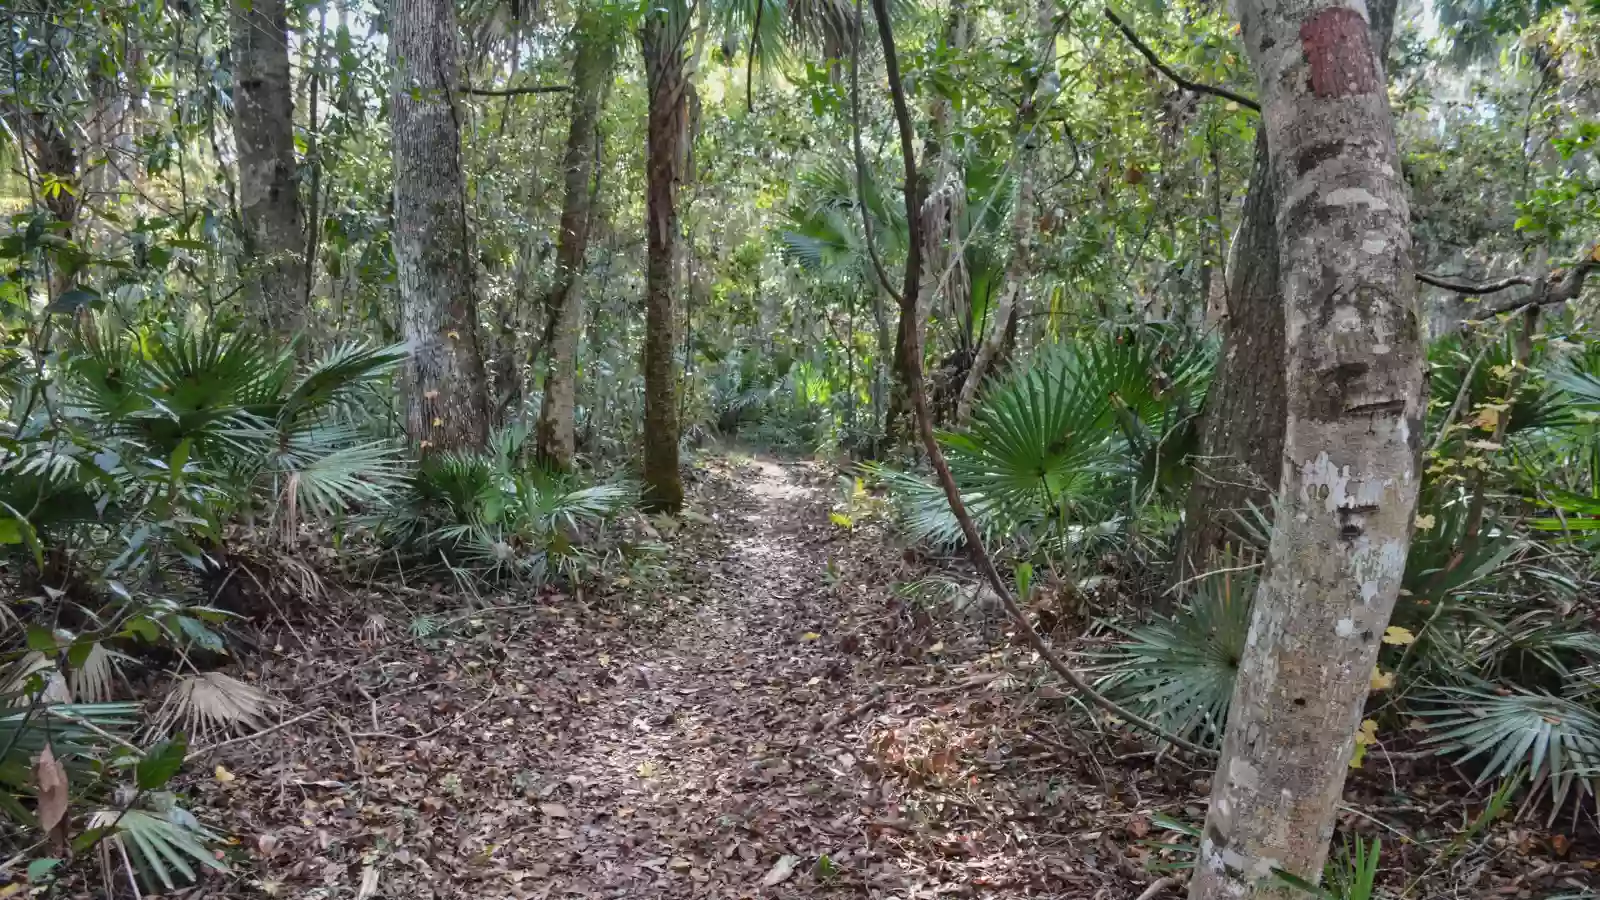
1336,618,1355,637
1325,187,1390,211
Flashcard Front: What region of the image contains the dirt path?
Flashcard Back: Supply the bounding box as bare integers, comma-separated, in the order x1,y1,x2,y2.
203,457,1145,900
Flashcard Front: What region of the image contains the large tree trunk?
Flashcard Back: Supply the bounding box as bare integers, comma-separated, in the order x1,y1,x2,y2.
955,0,1050,423
639,9,689,511
230,0,307,336
1178,3,1398,580
536,15,616,471
390,0,490,452
1188,2,1422,898
1177,133,1283,576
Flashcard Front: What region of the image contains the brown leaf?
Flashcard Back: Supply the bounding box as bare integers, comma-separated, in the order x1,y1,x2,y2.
34,745,69,849
539,802,569,819
761,855,799,887
1126,815,1150,839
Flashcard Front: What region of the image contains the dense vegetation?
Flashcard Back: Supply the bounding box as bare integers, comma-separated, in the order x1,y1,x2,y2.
1,0,1597,895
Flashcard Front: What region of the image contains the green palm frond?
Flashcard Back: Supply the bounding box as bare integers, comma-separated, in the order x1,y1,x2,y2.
867,463,1006,547
1095,567,1254,746
520,475,637,533
1415,683,1600,818
89,804,227,891
274,340,407,427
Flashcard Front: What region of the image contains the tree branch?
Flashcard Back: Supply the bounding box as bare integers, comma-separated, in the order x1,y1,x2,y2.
1416,271,1533,295
1425,243,1598,318
873,0,1216,760
1103,8,1260,112
462,83,570,97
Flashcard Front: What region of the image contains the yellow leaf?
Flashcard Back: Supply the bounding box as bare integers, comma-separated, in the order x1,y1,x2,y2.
853,477,866,498
432,417,444,427
447,330,460,340
1359,719,1378,742
0,883,23,897
1414,514,1435,531
214,765,236,783
800,632,821,642
1382,626,1416,646
1471,406,1501,431
637,760,658,778
1369,668,1395,691
598,653,611,668
829,511,853,528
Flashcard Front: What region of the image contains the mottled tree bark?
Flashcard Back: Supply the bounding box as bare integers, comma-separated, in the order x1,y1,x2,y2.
230,0,307,336
955,0,1051,423
639,9,689,511
1188,2,1422,898
1178,1,1398,580
390,0,490,452
536,16,617,471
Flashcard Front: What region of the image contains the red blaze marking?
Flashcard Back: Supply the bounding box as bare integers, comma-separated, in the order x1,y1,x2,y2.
1300,7,1379,98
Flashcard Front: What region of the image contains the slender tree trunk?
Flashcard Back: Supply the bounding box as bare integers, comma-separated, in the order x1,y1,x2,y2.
1178,2,1398,580
1188,2,1422,898
1177,133,1283,576
230,0,307,336
955,0,1050,423
639,9,689,511
536,15,616,470
390,0,490,452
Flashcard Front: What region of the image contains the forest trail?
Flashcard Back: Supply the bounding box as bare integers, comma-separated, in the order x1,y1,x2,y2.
200,456,1147,899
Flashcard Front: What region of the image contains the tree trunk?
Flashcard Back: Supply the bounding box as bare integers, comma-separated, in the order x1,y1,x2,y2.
1178,2,1398,580
955,0,1050,423
1177,133,1283,577
536,15,616,471
390,0,491,452
1188,2,1422,898
230,0,307,336
639,8,689,511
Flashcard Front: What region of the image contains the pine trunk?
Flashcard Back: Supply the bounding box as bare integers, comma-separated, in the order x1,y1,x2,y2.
230,0,307,336
390,0,490,452
1188,2,1422,898
536,18,616,470
639,11,688,511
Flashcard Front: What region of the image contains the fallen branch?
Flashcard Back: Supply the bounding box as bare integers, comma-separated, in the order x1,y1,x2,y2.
185,709,324,761
872,0,1216,761
1103,8,1260,112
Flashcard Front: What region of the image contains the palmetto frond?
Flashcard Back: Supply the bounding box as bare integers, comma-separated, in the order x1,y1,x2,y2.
88,804,227,891
1416,683,1600,818
1095,567,1254,746
273,340,408,428
151,673,282,743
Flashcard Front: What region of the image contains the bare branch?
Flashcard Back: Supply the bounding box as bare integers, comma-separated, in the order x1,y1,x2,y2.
1103,8,1260,112
461,83,570,97
1416,271,1534,295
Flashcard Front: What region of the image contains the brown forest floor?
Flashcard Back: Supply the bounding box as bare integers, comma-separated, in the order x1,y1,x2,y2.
190,456,1596,900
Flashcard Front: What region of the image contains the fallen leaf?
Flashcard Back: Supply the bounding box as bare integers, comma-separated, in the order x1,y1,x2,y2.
1369,668,1395,691
34,745,68,848
1381,626,1416,645
761,855,800,887
215,764,236,783
1413,514,1435,531
800,632,820,642
539,802,569,819
637,760,658,778
356,865,379,900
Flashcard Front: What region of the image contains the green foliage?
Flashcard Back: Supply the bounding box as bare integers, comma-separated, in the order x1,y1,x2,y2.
1096,567,1253,747
1274,836,1381,900
379,425,636,583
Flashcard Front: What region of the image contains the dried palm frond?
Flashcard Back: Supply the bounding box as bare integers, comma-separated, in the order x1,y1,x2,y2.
4,651,71,705
151,672,281,742
69,643,131,703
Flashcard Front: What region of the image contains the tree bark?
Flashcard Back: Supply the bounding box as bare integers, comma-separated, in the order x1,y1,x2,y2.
230,0,307,337
536,14,616,471
391,0,491,452
1177,1,1398,580
955,0,1050,423
1177,133,1283,577
639,8,689,511
1188,2,1422,898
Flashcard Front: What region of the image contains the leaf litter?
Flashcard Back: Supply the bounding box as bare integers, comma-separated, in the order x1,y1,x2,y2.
187,456,1595,899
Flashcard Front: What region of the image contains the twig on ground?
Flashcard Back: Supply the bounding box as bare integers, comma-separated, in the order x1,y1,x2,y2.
817,691,886,732
351,691,497,741
1134,876,1178,900
185,709,324,761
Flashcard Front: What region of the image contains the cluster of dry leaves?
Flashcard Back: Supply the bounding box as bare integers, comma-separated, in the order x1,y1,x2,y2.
182,456,1594,900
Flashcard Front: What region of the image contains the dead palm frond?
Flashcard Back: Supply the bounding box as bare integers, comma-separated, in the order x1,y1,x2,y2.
69,643,131,703
151,672,281,742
